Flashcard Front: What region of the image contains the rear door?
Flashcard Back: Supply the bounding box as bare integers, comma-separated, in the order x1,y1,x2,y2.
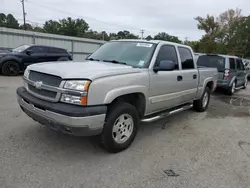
177,47,199,103
236,58,245,86
48,47,67,61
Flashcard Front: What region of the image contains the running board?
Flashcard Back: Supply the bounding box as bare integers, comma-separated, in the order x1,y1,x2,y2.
141,103,193,123
235,86,244,90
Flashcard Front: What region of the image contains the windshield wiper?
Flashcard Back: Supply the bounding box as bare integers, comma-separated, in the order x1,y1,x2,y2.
86,58,100,61
102,60,128,65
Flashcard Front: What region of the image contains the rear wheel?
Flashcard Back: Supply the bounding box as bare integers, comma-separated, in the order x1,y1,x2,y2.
2,61,20,76
228,81,236,95
193,87,211,112
101,102,139,153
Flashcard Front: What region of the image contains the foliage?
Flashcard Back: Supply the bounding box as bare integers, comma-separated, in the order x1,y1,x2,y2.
0,13,19,29
194,8,250,57
154,32,182,43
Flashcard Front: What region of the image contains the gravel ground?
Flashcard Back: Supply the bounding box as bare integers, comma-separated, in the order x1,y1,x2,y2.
0,76,250,188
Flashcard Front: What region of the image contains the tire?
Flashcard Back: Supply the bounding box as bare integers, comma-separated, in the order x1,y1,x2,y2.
57,57,69,61
193,87,211,112
243,78,248,89
1,61,20,76
101,102,139,153
228,81,236,95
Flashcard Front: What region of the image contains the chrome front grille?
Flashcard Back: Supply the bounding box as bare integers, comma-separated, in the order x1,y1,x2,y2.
29,71,62,87
25,71,63,102
28,84,57,99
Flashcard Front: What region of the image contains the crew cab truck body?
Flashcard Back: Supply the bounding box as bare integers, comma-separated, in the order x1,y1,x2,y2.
17,40,217,153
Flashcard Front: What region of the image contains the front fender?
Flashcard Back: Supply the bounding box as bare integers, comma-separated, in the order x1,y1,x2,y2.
103,85,148,104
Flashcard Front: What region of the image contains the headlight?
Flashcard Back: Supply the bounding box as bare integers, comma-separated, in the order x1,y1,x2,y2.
64,80,90,91
61,80,91,105
24,69,30,78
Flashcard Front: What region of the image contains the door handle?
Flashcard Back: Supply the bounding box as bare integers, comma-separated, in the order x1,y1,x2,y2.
177,75,183,81
193,74,197,79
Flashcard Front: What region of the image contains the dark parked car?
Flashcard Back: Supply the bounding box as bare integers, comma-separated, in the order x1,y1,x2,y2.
0,45,72,76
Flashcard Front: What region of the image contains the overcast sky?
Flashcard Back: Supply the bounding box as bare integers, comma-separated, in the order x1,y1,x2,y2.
1,0,250,40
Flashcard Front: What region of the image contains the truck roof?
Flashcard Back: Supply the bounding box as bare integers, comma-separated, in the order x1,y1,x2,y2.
114,39,193,49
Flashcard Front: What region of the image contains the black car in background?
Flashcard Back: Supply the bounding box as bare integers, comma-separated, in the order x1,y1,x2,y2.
0,45,72,76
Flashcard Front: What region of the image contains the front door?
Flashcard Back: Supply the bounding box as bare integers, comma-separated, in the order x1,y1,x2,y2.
23,46,49,67
148,45,183,114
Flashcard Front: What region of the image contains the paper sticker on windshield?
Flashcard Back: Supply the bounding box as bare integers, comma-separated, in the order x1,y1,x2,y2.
138,60,145,66
136,43,153,48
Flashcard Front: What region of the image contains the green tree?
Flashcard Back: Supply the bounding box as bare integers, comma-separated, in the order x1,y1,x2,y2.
218,8,243,54
59,17,89,37
43,20,61,34
195,15,221,53
153,32,182,43
19,23,33,31
117,30,138,39
145,35,153,40
0,13,19,29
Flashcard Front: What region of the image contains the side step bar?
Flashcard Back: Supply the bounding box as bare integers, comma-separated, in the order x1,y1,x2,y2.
235,86,244,90
141,103,193,123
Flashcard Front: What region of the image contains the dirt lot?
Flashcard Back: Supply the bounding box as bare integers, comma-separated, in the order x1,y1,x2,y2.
0,76,250,188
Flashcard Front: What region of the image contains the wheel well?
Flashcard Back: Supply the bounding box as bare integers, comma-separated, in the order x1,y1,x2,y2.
108,93,146,118
206,81,214,91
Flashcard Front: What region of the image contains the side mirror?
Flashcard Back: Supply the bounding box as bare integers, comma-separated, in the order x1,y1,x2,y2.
154,60,175,72
26,50,33,55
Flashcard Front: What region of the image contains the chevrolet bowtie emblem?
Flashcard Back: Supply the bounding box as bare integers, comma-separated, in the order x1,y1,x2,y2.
34,81,43,89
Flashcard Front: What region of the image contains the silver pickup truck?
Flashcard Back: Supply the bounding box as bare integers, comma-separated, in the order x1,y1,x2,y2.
17,39,217,153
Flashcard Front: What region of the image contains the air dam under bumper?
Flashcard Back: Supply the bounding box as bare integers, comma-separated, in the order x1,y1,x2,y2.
16,87,107,136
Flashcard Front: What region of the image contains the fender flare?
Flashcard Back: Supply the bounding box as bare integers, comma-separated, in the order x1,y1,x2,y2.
229,76,237,86
103,85,148,104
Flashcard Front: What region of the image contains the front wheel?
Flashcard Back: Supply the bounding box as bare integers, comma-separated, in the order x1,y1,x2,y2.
193,87,211,112
2,61,20,76
101,102,139,153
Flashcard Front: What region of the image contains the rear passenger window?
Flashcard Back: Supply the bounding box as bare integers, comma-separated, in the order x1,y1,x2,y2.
49,48,66,53
30,46,48,53
229,58,236,70
236,59,244,70
155,45,179,70
178,47,194,69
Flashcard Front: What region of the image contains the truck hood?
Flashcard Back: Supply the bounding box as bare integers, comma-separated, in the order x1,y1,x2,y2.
27,61,141,80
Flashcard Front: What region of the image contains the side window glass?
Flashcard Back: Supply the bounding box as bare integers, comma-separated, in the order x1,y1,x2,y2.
229,58,236,70
236,59,243,70
240,60,245,70
30,46,47,53
155,45,179,70
178,47,194,69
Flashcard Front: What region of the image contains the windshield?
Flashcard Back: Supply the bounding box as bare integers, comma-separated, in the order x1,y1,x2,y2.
87,41,156,68
197,55,225,72
12,45,30,52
